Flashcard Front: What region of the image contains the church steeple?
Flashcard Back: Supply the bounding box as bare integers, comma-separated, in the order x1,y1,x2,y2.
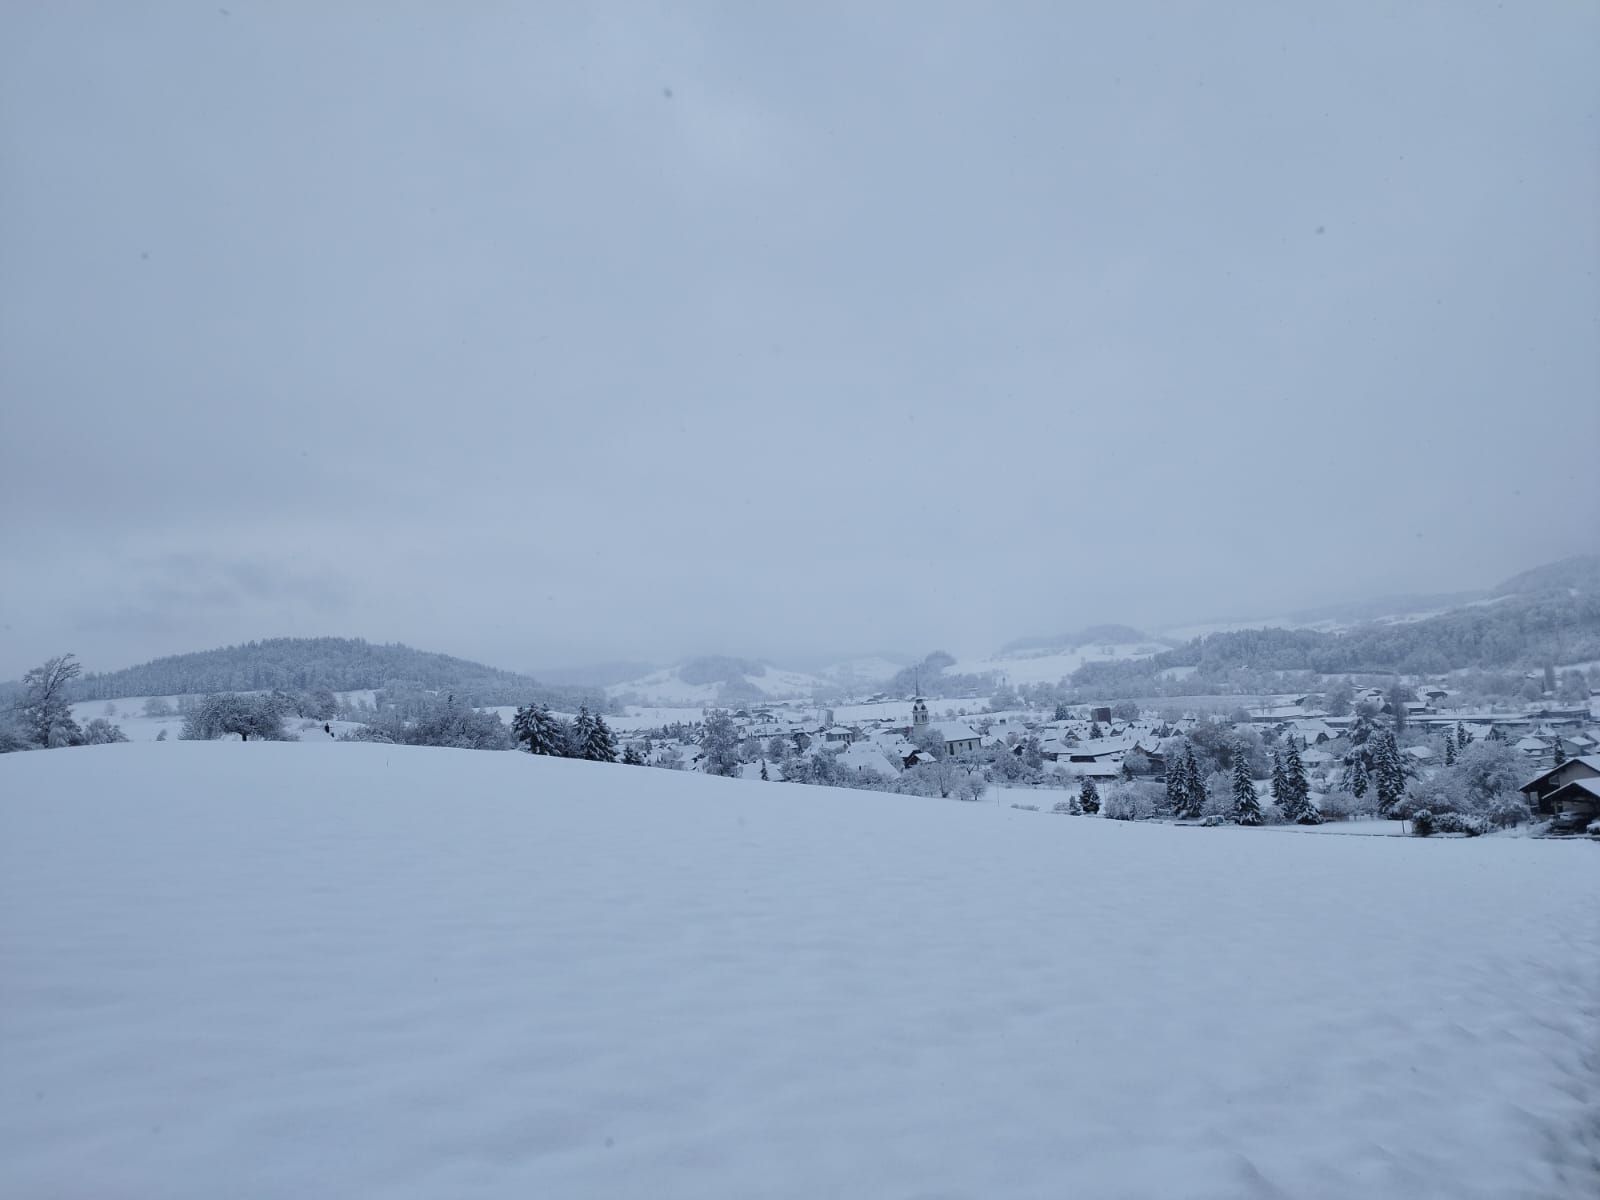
912,670,929,728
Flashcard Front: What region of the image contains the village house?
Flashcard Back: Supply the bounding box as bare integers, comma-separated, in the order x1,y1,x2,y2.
1543,778,1600,830
1301,747,1337,775
1518,755,1600,816
928,720,982,757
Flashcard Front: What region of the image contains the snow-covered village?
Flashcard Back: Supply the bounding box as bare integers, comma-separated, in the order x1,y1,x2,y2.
4,4,1598,1198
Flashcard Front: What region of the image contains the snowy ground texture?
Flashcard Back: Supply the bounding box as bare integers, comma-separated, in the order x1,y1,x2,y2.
3,744,1597,1200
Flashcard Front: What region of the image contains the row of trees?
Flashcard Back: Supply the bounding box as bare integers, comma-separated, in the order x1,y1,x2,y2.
511,704,623,763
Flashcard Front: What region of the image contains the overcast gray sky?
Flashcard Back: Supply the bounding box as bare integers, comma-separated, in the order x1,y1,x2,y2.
2,1,1597,680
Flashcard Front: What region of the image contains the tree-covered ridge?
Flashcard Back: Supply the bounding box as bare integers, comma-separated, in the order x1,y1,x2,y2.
1491,553,1600,598
1071,590,1600,696
999,625,1152,654
64,637,608,711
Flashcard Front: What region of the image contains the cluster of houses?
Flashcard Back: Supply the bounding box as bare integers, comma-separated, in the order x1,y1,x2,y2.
633,682,1600,828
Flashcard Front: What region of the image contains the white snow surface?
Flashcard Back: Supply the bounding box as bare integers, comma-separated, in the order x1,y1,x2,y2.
3,743,1597,1200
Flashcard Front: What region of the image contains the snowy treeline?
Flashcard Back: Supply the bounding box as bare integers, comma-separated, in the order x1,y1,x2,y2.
885,652,1001,701
1070,592,1600,699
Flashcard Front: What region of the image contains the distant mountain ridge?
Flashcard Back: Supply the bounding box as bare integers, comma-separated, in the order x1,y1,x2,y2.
999,624,1152,654
1492,553,1600,598
64,637,607,710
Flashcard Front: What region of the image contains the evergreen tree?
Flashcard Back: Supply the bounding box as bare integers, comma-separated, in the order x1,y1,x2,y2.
1079,776,1100,814
1347,754,1370,799
568,707,599,761
1443,729,1456,766
1551,736,1566,766
1455,721,1473,748
760,758,770,781
1270,751,1287,807
1280,743,1317,823
1230,753,1262,825
1053,701,1070,721
1371,730,1407,815
1088,721,1104,740
1184,745,1207,819
1487,726,1505,743
511,702,567,756
1165,749,1188,814
1347,710,1375,748
621,742,645,766
575,710,617,762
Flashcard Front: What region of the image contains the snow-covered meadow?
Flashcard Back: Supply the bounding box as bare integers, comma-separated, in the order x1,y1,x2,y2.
2,743,1596,1199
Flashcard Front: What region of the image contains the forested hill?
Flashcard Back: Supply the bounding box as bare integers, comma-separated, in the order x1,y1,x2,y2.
65,637,608,711
1491,553,1600,597
1071,585,1600,697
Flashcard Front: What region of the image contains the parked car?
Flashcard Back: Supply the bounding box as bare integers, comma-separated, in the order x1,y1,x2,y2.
1549,810,1593,835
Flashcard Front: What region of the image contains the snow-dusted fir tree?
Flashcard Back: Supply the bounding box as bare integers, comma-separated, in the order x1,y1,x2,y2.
1346,709,1376,749
1166,747,1189,814
621,742,645,766
1551,737,1566,766
701,710,743,778
512,702,567,756
584,712,618,762
1184,745,1207,819
1079,776,1101,814
1455,721,1473,749
1280,743,1318,823
1270,751,1287,808
1443,729,1456,766
1169,743,1203,819
759,759,769,781
568,707,616,762
1347,754,1370,800
1370,730,1407,815
569,707,596,757
1230,753,1262,825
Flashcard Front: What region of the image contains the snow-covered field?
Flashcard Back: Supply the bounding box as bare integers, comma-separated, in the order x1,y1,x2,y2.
2,744,1596,1199
66,697,364,743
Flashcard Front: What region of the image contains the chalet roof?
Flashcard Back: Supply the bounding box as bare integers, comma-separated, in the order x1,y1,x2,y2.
929,721,980,742
1518,755,1600,793
835,743,899,775
1545,777,1600,804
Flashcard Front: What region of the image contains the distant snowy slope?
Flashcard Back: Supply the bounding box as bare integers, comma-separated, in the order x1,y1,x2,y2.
606,657,827,704
948,641,1165,687
2,743,1595,1199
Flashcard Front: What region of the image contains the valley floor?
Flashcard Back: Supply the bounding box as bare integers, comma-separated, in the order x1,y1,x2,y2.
2,744,1596,1199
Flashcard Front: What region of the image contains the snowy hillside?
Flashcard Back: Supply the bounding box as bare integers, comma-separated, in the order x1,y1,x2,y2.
947,641,1165,687
606,659,828,705
2,744,1596,1199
